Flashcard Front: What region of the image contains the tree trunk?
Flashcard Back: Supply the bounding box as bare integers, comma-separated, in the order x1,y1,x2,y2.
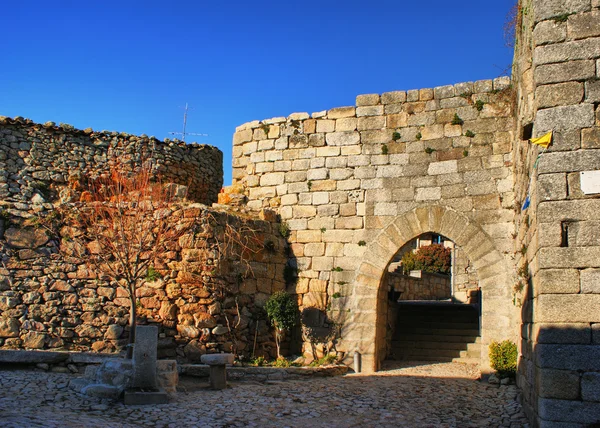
275,329,282,359
126,295,137,359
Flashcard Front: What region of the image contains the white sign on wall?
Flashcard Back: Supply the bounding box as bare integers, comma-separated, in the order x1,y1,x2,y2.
580,171,600,195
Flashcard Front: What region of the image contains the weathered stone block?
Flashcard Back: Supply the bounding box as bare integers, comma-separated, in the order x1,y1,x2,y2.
538,397,600,424
535,104,595,133
537,368,580,399
537,173,567,201
534,60,596,84
387,112,408,128
358,116,386,131
538,148,600,174
536,82,583,108
568,11,600,39
581,269,600,294
356,94,380,106
533,0,591,23
335,117,358,132
538,294,600,322
586,79,600,103
356,106,384,117
316,120,335,133
582,372,600,402
327,106,355,119
326,132,360,146
536,344,600,371
582,127,600,149
537,269,580,294
381,91,406,104
433,85,454,99
415,187,441,201
533,20,566,45
427,160,457,175
533,322,591,344
534,37,600,65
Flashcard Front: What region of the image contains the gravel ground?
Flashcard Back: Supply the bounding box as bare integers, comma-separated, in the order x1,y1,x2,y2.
0,361,528,427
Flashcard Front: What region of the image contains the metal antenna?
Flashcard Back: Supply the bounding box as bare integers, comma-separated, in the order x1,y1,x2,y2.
169,103,208,142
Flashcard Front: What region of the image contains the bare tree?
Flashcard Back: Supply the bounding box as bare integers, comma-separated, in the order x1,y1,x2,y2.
59,167,192,358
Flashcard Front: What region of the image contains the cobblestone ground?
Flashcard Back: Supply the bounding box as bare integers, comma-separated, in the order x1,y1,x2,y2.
0,362,529,427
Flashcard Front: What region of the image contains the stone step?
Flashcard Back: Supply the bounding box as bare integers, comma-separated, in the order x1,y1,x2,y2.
396,321,479,330
387,354,453,362
394,333,480,343
395,348,463,358
396,327,480,337
452,357,481,365
396,315,479,324
459,349,481,359
392,340,481,352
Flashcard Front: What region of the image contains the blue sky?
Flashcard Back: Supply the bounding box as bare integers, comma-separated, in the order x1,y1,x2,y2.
1,1,515,185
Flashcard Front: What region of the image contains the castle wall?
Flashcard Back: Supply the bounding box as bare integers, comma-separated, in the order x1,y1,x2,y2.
232,78,520,369
513,0,600,425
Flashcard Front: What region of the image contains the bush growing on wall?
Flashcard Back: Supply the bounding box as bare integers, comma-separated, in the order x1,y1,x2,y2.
401,244,451,275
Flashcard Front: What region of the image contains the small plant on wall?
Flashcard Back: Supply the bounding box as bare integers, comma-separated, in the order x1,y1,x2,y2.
265,291,299,359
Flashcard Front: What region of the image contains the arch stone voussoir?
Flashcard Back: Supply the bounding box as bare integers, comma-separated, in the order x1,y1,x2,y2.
352,205,511,373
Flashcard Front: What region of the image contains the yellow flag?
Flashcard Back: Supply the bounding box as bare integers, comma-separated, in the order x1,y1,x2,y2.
530,131,553,149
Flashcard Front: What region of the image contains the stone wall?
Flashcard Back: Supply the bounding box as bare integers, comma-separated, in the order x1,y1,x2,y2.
0,203,288,362
386,271,451,301
231,77,520,371
0,116,223,206
513,0,600,425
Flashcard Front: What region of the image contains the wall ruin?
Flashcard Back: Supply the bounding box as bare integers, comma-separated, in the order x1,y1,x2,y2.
0,116,223,206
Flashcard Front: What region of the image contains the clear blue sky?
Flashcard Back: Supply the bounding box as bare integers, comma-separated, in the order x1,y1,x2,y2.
1,1,515,185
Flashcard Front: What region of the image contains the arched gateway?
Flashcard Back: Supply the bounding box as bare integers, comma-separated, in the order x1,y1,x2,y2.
351,205,514,373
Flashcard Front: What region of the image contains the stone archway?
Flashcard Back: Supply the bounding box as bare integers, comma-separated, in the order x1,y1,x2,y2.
350,206,513,373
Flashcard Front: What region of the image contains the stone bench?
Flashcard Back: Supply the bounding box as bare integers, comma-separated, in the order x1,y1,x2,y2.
200,354,234,390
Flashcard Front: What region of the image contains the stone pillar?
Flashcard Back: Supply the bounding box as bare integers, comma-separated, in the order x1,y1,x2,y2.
132,325,158,389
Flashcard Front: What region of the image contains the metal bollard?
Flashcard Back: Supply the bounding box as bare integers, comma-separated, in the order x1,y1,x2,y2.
353,351,361,373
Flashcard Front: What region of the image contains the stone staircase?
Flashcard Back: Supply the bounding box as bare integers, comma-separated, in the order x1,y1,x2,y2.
389,302,481,363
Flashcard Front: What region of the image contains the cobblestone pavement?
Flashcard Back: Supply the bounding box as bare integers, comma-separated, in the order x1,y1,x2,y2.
0,361,529,427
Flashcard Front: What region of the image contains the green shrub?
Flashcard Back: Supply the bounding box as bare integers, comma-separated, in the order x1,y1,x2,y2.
489,340,517,377
272,357,292,367
251,356,267,366
265,291,299,358
309,354,337,367
401,244,451,275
